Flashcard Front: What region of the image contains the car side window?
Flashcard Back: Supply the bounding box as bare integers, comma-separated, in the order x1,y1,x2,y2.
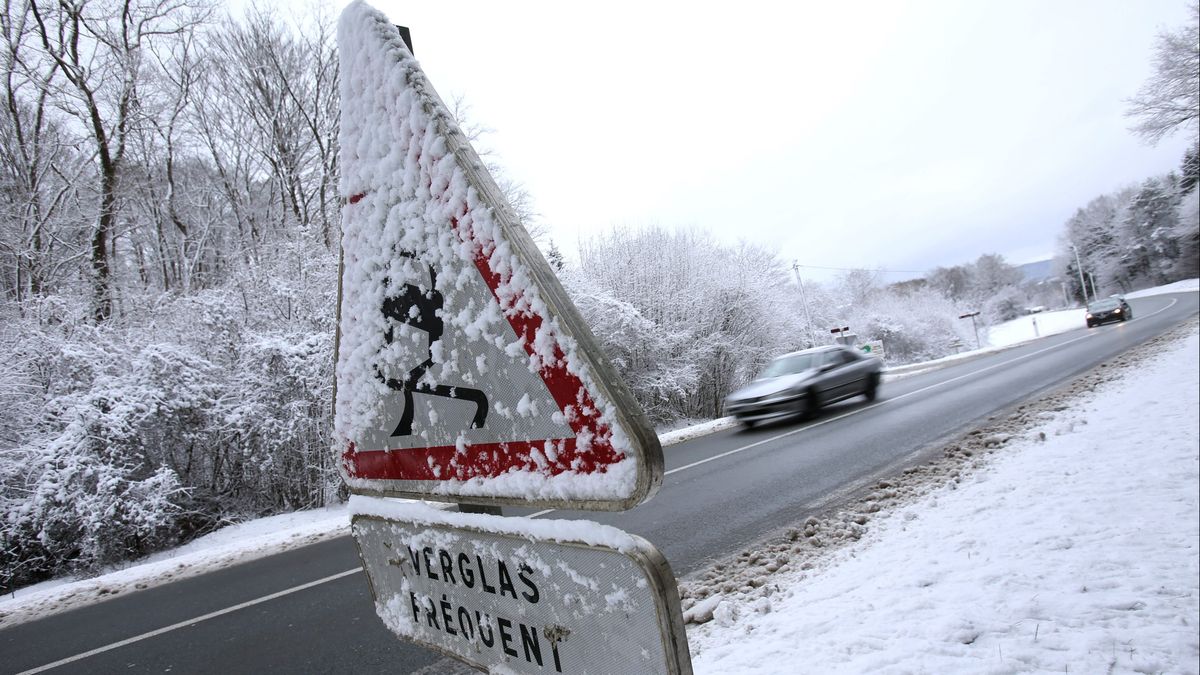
827,350,853,367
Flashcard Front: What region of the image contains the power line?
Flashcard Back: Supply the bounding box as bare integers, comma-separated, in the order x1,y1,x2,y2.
794,263,926,275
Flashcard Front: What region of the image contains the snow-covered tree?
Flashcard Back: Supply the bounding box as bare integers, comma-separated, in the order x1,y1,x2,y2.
27,0,210,322
1171,183,1200,277
925,254,1027,321
927,266,972,302
568,227,797,422
1058,192,1125,300
545,240,565,271
1117,176,1182,286
1181,146,1200,194
834,280,976,364
1055,168,1195,299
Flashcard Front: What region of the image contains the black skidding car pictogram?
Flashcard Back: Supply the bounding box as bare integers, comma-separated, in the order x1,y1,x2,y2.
376,252,488,437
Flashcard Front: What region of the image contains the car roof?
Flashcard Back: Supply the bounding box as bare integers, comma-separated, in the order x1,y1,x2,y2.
774,346,841,359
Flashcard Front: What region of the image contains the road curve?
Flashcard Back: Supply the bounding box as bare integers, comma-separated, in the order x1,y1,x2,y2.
2,291,1196,674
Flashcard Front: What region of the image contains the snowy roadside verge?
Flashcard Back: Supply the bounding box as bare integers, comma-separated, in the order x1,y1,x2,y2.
0,420,737,627
682,318,1199,673
659,417,738,446
0,505,354,628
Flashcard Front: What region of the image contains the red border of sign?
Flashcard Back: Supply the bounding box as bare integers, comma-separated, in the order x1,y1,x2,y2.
341,202,623,483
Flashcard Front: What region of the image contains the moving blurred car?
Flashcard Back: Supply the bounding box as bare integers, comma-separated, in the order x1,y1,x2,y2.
724,345,882,428
1085,297,1132,327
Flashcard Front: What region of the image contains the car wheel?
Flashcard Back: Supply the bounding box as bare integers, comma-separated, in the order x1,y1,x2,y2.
864,373,880,402
1086,321,1095,328
741,419,756,429
804,387,822,419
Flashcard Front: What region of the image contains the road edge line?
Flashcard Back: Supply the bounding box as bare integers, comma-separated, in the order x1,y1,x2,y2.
16,568,361,675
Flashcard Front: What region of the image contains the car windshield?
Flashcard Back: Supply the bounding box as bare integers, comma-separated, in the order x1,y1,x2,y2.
759,353,818,378
1088,299,1120,311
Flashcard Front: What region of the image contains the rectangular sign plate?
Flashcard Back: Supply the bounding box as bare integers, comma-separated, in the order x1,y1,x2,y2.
350,499,692,675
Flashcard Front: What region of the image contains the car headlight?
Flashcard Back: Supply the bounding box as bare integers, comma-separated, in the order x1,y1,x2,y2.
1086,313,1093,319
1114,308,1121,313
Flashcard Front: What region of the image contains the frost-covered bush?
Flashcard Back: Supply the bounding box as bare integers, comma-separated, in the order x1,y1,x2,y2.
3,427,185,586
841,286,974,365
983,286,1027,323
1,335,191,588
0,277,340,589
567,228,796,423
562,283,699,424
222,331,337,511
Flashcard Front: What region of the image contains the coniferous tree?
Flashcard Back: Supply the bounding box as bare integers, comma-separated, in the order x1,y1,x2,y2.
1180,146,1199,194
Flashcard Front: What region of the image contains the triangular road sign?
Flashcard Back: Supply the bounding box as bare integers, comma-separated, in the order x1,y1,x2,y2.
334,2,662,510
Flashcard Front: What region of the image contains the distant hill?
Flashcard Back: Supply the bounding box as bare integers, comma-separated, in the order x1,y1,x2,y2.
1017,259,1054,282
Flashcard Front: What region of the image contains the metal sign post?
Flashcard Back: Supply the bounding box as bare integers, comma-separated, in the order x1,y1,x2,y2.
958,311,981,350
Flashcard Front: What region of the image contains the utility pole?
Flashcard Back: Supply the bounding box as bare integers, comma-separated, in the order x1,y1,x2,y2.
1086,272,1098,302
1070,243,1089,304
792,262,819,347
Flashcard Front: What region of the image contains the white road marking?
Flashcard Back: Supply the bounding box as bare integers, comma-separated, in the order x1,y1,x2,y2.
1131,296,1178,321
28,296,1184,672
18,568,361,675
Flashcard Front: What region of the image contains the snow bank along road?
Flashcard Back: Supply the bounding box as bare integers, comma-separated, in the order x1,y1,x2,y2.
2,291,1196,674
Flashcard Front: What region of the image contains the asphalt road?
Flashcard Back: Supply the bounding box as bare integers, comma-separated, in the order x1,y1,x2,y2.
3,291,1196,675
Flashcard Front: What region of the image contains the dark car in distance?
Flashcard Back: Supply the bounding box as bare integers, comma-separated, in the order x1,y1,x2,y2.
1086,297,1133,327
724,345,882,428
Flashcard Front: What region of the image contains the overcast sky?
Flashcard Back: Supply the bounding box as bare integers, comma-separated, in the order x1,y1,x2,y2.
343,0,1194,282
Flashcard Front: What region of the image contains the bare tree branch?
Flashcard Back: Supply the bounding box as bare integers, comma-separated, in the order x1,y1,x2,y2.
1126,2,1200,145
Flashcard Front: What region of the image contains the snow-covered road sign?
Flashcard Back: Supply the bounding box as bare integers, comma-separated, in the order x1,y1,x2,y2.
351,500,693,675
334,2,662,510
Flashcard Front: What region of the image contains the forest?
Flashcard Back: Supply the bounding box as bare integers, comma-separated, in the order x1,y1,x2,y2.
0,0,1196,590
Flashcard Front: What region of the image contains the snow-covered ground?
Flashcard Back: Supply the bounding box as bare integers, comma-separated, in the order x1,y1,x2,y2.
984,306,1087,347
3,279,1196,646
1126,278,1200,298
686,321,1199,674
